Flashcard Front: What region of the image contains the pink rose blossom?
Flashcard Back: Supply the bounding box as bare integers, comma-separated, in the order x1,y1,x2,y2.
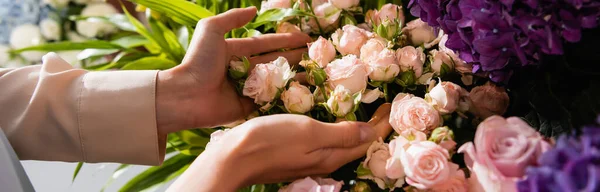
279,177,343,192
400,141,452,189
458,116,551,192
329,0,359,9
367,4,404,26
281,81,314,114
261,0,293,11
425,163,468,192
331,25,371,56
243,57,295,105
360,38,399,82
396,46,425,77
309,36,336,68
389,93,441,133
426,81,465,114
325,55,369,94
403,19,437,46
359,138,404,189
430,49,455,74
398,129,427,142
308,0,341,32
439,35,471,74
469,82,510,118
276,22,303,34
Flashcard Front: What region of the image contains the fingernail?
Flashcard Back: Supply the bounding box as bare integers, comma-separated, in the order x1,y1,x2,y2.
359,124,375,142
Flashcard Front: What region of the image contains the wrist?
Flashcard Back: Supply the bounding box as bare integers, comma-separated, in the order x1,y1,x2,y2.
156,69,189,135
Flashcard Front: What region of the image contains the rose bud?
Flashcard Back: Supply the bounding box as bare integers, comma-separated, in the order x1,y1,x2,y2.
352,181,372,192
331,25,371,56
469,82,510,118
308,1,342,31
276,22,303,34
430,49,455,75
325,55,369,94
375,19,401,41
367,48,399,82
228,58,249,79
281,81,314,114
402,19,436,46
396,46,425,77
439,34,472,74
308,36,336,68
370,4,404,26
330,0,359,9
429,126,457,151
358,139,405,190
326,85,356,117
280,177,343,192
243,57,296,105
425,81,463,114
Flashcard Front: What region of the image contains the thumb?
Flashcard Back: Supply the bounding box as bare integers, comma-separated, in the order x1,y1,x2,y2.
315,121,376,149
197,7,257,34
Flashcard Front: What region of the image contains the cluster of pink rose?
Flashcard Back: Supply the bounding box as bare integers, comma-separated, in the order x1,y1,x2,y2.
222,0,553,191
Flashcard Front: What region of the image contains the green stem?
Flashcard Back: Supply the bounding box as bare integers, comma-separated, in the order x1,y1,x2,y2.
319,85,329,101
383,83,389,102
306,2,325,35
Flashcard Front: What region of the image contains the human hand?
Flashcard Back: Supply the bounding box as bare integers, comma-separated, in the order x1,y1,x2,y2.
155,7,312,135
166,104,393,192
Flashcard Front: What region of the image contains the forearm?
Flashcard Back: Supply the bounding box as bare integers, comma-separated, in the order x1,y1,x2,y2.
0,53,166,165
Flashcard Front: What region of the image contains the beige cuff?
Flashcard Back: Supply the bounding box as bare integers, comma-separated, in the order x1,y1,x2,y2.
79,70,165,165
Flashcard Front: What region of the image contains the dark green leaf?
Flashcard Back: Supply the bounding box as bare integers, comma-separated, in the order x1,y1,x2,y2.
119,154,195,192
121,57,178,70
127,0,214,26
72,162,84,182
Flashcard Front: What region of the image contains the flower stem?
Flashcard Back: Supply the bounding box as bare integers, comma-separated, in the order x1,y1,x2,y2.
383,83,389,102
306,2,325,35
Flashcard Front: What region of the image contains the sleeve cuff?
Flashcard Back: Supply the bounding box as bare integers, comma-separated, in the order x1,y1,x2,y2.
78,70,165,165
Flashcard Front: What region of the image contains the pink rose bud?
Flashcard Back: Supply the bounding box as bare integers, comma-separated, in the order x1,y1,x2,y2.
281,81,314,114
403,19,436,46
260,0,293,11
400,141,453,189
243,57,296,105
359,139,405,190
359,37,388,63
329,0,359,9
389,93,441,134
396,46,425,77
309,36,337,68
376,4,404,25
429,126,457,151
325,55,369,94
276,22,303,34
469,82,510,118
326,85,355,117
331,25,371,56
458,116,551,192
367,48,399,82
426,81,463,114
308,1,342,31
280,177,343,192
430,49,455,74
439,34,472,74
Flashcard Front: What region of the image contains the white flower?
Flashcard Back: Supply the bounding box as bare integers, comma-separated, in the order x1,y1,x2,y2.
76,3,119,38
10,24,46,62
243,57,295,105
326,85,355,117
281,82,314,114
42,0,69,8
40,19,61,41
0,45,10,65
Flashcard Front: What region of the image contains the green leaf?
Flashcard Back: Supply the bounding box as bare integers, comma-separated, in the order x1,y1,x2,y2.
111,35,151,48
127,0,214,26
11,41,125,53
148,17,186,61
119,154,195,192
72,162,84,182
249,8,311,28
355,163,372,177
122,5,159,49
121,57,178,70
175,130,211,147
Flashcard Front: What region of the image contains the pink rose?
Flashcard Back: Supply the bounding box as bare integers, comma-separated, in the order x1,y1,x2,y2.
243,57,296,105
430,49,454,74
260,0,293,11
279,177,343,192
359,138,404,189
325,55,369,94
458,116,551,192
281,81,314,114
326,85,355,117
396,46,425,77
400,141,452,189
368,4,404,26
276,22,303,34
398,129,427,142
468,82,510,118
389,93,441,133
439,35,471,74
403,19,437,46
308,0,341,31
367,49,399,82
331,25,371,56
425,163,468,192
309,36,336,68
426,81,465,114
359,37,387,63
329,0,359,9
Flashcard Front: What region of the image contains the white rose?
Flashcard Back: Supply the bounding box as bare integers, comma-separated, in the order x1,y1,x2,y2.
40,19,61,41
77,3,119,38
42,0,69,8
243,57,295,105
325,55,369,94
0,45,10,65
281,81,314,114
10,24,46,62
326,85,355,117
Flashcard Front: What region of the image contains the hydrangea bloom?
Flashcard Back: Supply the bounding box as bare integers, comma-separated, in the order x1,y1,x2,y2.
516,119,600,192
408,0,600,82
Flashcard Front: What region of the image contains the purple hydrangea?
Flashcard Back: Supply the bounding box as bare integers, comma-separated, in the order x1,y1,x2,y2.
408,0,600,83
516,120,600,192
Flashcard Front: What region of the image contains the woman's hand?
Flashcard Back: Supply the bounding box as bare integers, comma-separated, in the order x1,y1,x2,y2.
155,7,312,135
167,104,393,192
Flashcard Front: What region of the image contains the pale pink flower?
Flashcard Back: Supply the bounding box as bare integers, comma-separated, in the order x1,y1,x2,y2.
279,177,343,192
426,81,465,114
425,163,468,192
400,141,452,189
309,36,336,68
367,3,404,26
308,0,341,31
281,81,314,114
261,0,293,11
403,19,437,46
396,46,425,77
329,0,359,9
331,25,371,56
243,57,295,105
276,22,303,34
439,34,471,74
325,55,369,94
389,93,441,133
